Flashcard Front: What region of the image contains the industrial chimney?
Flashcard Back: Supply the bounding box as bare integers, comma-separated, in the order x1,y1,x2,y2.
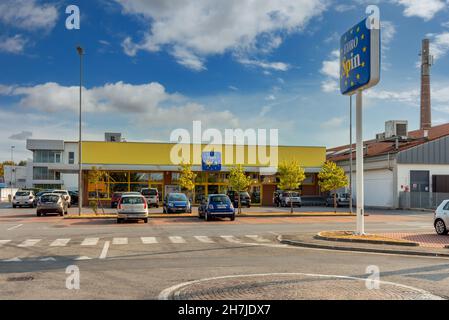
420,39,432,130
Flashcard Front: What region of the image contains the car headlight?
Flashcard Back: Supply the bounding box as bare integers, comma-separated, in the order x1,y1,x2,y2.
208,204,214,210
168,203,174,207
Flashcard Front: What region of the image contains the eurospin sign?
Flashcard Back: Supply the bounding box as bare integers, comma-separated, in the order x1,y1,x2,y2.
340,9,380,95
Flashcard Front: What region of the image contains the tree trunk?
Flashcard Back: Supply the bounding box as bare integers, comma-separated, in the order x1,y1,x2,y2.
238,194,241,214
333,193,337,213
290,191,293,214
95,183,99,215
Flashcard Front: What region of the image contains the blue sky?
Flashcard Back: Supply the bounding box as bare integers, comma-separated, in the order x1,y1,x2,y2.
1,0,449,162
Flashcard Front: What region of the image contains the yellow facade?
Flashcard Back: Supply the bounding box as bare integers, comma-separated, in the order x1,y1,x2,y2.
81,141,325,168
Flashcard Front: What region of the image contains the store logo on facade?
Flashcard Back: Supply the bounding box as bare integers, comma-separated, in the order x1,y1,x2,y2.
170,121,278,174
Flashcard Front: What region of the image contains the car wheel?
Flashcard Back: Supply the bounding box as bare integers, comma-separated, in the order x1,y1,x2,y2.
59,210,63,217
247,205,251,208
205,211,209,221
143,218,148,223
155,204,159,208
12,204,16,208
117,218,122,224
435,219,448,235
230,214,235,221
37,211,41,217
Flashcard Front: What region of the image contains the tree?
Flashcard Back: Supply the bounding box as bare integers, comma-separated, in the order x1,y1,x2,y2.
278,161,306,213
18,160,27,166
88,166,107,215
318,161,348,213
0,161,15,179
228,165,252,214
178,162,197,202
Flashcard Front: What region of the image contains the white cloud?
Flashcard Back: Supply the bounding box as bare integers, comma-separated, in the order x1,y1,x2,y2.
320,116,345,129
238,58,290,71
0,35,27,54
334,4,356,12
429,32,449,61
265,95,276,101
0,0,58,31
394,0,447,21
320,50,339,92
365,84,449,106
115,0,327,70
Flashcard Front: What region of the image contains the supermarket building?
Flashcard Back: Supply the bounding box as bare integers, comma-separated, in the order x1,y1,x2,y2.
25,137,326,206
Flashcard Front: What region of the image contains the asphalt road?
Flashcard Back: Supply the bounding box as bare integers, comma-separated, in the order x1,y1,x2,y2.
1,205,448,300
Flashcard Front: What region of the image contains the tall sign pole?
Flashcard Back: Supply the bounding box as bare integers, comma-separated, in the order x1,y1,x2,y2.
349,96,353,214
77,46,84,216
340,7,380,234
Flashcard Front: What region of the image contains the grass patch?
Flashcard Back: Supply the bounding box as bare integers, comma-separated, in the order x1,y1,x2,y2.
319,231,416,244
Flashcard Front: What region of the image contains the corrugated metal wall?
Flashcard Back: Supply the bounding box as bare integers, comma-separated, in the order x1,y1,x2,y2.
397,135,449,164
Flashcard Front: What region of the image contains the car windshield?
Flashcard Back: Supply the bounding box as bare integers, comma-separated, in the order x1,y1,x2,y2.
240,192,250,197
142,189,157,196
15,191,30,196
53,191,66,195
121,197,144,204
40,195,60,203
168,194,187,201
210,195,230,204
283,192,299,197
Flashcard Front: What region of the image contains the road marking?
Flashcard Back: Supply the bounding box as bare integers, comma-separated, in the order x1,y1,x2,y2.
99,241,110,259
18,239,41,247
81,238,99,246
75,256,92,261
7,224,23,231
50,238,71,247
194,236,215,243
141,237,158,244
169,236,186,244
245,235,270,242
2,257,21,262
0,240,11,246
221,235,242,243
112,237,128,245
39,257,56,262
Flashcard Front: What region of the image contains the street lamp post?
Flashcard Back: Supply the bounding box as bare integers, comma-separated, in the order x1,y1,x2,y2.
349,96,353,214
77,46,84,216
10,146,15,201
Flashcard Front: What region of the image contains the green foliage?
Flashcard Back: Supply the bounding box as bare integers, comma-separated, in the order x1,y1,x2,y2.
88,166,107,214
178,163,197,191
318,161,348,192
277,160,306,191
89,200,98,214
228,165,252,214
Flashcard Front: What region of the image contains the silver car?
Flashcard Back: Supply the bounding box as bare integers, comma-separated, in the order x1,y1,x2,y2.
51,190,72,207
13,190,36,208
141,188,159,208
36,193,69,217
117,194,149,223
434,199,449,235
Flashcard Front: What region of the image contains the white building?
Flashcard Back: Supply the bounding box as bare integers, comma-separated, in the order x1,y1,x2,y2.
25,139,79,191
3,165,28,189
328,121,449,209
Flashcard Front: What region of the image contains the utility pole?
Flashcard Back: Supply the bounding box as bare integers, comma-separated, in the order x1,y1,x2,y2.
77,46,84,216
356,91,364,234
349,96,353,214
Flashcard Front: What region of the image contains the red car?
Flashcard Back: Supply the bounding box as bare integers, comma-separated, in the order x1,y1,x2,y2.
110,192,123,208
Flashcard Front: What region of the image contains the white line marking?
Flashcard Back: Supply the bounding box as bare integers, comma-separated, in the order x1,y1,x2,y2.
141,237,158,244
194,236,215,243
0,240,11,246
75,256,92,261
39,257,56,261
99,241,110,259
81,238,99,246
245,235,270,242
112,237,128,245
158,272,444,300
50,238,70,247
18,239,41,247
221,235,242,243
169,236,186,244
7,224,23,231
3,257,21,262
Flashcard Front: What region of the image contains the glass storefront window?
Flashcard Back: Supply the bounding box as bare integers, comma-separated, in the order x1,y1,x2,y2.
130,183,148,192
149,173,163,182
108,172,128,183
131,173,149,182
208,173,220,183
195,172,207,183
109,183,129,196
171,172,180,182
195,185,206,203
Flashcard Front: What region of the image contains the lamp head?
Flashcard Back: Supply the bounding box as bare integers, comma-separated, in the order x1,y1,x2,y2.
76,46,84,55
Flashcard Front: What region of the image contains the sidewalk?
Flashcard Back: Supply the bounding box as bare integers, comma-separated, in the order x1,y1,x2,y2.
279,233,449,258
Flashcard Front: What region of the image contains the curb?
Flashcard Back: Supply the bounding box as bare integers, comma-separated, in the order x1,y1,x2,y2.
315,233,418,247
277,235,449,258
64,213,357,219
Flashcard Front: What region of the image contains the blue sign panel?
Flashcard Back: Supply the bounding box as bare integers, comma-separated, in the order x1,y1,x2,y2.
202,151,221,171
340,18,380,95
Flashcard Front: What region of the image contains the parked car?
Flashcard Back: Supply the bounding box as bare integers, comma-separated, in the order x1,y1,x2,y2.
199,194,235,221
12,190,36,208
280,191,302,207
51,190,72,207
273,190,284,207
117,194,149,223
163,193,192,213
68,191,79,205
110,192,123,208
326,193,350,207
36,193,68,217
36,190,53,201
141,188,159,208
227,190,251,208
434,199,449,235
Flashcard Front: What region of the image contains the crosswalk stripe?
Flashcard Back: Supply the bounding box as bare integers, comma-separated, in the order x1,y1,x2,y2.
0,240,11,246
221,235,242,243
3,257,21,262
50,238,71,247
141,237,158,244
81,238,99,246
169,236,186,244
194,236,215,243
245,235,270,242
113,237,128,245
18,239,41,247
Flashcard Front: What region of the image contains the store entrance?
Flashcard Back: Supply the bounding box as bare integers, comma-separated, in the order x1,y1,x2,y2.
207,185,219,195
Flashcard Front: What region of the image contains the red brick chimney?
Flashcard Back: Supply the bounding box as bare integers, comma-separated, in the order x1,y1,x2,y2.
420,39,432,130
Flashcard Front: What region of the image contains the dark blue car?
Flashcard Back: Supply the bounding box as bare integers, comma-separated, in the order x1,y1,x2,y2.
163,193,192,214
199,194,235,221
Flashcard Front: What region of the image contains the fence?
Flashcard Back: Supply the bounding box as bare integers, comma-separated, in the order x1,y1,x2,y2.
399,192,449,209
